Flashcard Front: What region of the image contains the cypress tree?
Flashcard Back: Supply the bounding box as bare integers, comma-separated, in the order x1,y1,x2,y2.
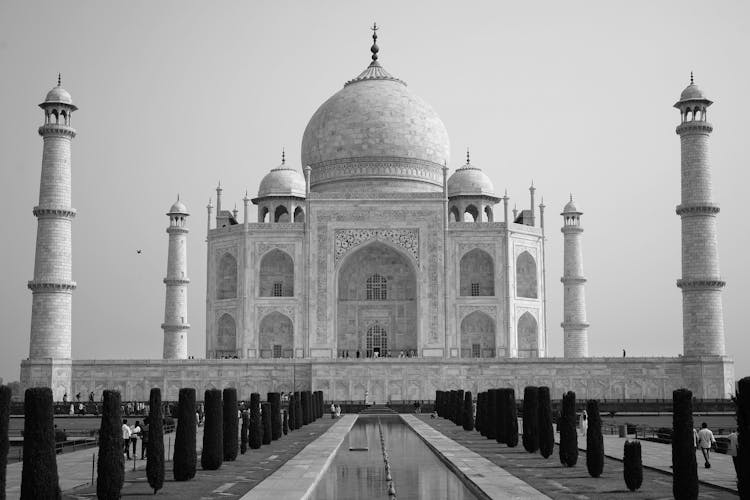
738,377,750,498
0,385,11,500
486,389,497,440
201,389,223,470
146,388,164,494
20,387,60,499
538,386,554,459
672,389,698,499
96,390,124,500
586,399,604,478
268,393,282,440
240,413,249,454
456,390,464,427
496,388,507,444
249,393,262,450
294,392,302,429
223,388,238,461
301,392,310,426
173,388,197,481
282,409,289,435
623,440,643,491
463,391,474,431
288,394,296,431
559,391,578,467
522,386,539,453
261,403,272,445
475,392,483,435
436,391,443,418
505,388,519,448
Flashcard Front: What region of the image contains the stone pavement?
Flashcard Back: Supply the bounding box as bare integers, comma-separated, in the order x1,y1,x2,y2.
578,432,738,493
61,417,336,499
419,416,736,499
402,414,550,499
239,414,356,500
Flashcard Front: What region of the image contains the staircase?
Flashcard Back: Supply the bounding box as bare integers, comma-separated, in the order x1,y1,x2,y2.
359,404,397,415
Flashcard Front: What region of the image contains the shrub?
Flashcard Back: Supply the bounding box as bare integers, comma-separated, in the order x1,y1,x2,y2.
454,389,463,426
505,388,519,448
223,388,238,461
623,440,643,491
463,391,474,431
522,386,539,453
21,387,61,499
486,389,497,440
240,413,249,454
146,388,164,494
738,377,750,498
496,388,507,444
96,390,124,500
268,393,281,440
303,391,312,426
282,409,289,435
261,403,272,445
0,385,10,500
475,392,484,435
249,393,262,450
672,389,698,499
538,387,554,459
173,388,197,481
201,389,223,470
586,399,604,478
288,394,296,431
559,391,578,467
294,392,302,429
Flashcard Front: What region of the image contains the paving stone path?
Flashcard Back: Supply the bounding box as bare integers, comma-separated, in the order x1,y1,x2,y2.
60,417,336,500
418,415,737,500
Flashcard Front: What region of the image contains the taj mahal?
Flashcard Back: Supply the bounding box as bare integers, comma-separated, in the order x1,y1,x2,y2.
20,28,734,401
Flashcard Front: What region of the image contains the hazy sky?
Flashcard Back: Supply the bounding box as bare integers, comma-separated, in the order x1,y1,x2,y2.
1,1,748,384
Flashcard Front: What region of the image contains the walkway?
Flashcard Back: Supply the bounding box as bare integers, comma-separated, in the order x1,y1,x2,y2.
402,414,550,499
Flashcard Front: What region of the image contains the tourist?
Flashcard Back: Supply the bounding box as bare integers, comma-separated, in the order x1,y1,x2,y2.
62,392,68,404
693,427,699,449
335,404,342,417
580,409,588,435
330,403,336,419
727,428,739,476
140,417,149,460
430,409,437,419
130,421,142,459
121,419,132,458
89,391,95,402
697,422,717,468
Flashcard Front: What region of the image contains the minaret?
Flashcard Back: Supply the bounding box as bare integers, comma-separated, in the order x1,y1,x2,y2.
23,76,77,399
561,195,589,357
162,197,190,359
674,74,725,357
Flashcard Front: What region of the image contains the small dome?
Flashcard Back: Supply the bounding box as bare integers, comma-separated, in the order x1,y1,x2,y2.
45,85,73,105
257,161,306,199
168,198,188,215
447,161,495,198
562,196,581,214
680,83,707,102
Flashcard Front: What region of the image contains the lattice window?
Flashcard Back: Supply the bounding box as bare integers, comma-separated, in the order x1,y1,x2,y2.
273,282,283,297
366,274,387,300
273,344,282,358
366,324,388,353
471,283,480,296
472,343,481,358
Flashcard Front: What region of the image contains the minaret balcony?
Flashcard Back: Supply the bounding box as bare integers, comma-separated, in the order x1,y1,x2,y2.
675,203,720,216
675,121,713,135
27,280,76,292
33,206,76,218
38,123,76,138
676,278,726,290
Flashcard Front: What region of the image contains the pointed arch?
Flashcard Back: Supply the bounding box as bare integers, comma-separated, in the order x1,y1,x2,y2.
516,251,538,298
460,311,495,358
259,249,294,297
274,205,289,222
484,205,493,222
216,313,237,357
449,205,460,222
293,206,305,222
517,312,538,358
217,253,237,299
464,205,479,222
460,248,494,296
259,312,293,358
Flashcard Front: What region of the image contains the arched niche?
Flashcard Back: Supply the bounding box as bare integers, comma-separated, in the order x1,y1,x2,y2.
460,248,494,296
516,251,538,298
460,311,495,358
216,313,237,357
259,249,294,297
258,312,293,358
517,312,538,358
217,253,237,299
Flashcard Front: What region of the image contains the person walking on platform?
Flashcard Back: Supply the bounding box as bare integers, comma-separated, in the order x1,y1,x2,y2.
121,419,132,459
727,428,739,476
697,422,717,468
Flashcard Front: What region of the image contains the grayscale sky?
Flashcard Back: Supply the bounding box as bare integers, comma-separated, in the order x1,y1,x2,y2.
0,1,748,385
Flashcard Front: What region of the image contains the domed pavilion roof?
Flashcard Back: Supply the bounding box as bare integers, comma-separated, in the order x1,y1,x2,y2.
562,195,581,214
257,151,306,199
447,151,496,198
168,197,188,215
676,73,711,105
41,75,76,109
300,26,450,193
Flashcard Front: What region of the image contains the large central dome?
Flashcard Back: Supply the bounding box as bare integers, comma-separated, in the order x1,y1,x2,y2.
301,31,450,193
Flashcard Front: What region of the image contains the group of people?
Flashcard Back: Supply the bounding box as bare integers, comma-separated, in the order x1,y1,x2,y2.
329,403,342,418
121,418,149,460
338,349,418,359
694,421,739,474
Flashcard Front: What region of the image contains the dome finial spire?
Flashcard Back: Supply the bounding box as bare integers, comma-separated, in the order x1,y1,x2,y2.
370,22,379,62
282,147,285,165
466,147,470,165
690,71,694,85
57,73,61,86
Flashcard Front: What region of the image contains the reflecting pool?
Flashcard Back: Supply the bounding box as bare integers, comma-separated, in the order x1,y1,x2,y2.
310,415,480,500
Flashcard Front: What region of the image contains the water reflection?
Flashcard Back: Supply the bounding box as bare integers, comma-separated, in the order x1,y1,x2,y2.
311,416,478,500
